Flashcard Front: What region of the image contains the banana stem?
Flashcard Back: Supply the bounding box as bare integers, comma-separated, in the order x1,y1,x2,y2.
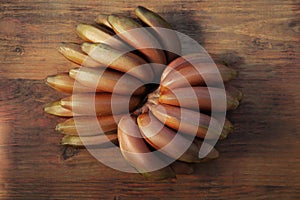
147,88,160,105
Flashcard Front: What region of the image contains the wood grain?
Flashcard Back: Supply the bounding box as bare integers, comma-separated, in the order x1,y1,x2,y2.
0,0,300,199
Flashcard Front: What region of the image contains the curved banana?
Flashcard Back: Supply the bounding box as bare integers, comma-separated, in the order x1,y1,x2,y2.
107,15,167,76
44,101,76,117
226,85,243,101
223,118,234,137
81,42,154,82
69,67,146,95
161,53,211,81
76,24,129,51
148,103,231,139
159,86,239,111
160,54,237,91
95,14,113,29
135,6,181,62
118,115,176,181
58,43,102,67
137,112,219,163
61,133,118,147
46,73,102,93
170,161,194,175
56,115,123,136
60,93,141,116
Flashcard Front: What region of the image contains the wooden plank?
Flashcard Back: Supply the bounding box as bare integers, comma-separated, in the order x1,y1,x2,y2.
0,0,300,199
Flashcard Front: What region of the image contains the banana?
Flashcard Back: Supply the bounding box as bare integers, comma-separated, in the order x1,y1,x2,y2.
223,118,234,137
58,43,102,67
160,53,211,81
44,101,75,117
81,42,154,82
118,115,176,181
160,54,237,91
137,112,219,163
159,86,239,111
60,93,141,116
148,103,231,139
76,24,129,51
61,133,118,147
192,138,220,162
135,6,181,62
56,115,123,136
225,85,243,101
46,73,102,93
170,161,194,175
69,67,146,95
95,14,113,29
107,15,167,76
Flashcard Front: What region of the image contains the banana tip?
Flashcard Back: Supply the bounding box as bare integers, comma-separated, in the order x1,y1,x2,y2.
231,69,238,79
43,106,49,113
232,99,240,110
220,124,234,139
43,102,53,113
135,6,146,13
237,91,244,101
69,68,79,78
206,148,219,159
55,123,62,132
45,75,55,86
57,43,68,53
76,23,85,29
211,148,220,159
59,99,67,107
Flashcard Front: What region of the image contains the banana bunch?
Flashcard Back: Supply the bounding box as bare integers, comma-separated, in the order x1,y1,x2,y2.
44,6,242,181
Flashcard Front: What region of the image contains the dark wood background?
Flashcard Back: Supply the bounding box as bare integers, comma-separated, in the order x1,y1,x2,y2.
0,0,299,199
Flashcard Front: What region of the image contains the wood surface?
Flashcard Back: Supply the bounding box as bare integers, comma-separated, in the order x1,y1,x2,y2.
0,0,300,199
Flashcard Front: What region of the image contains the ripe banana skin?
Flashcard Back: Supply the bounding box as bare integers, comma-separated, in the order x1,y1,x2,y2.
61,133,118,147
118,115,176,181
135,6,181,62
56,115,123,136
44,101,76,117
137,112,219,163
95,14,113,29
160,54,237,91
159,86,239,111
46,73,101,93
60,93,141,116
160,53,212,81
58,43,102,67
107,15,167,76
81,42,154,82
148,103,231,139
69,67,146,95
76,24,129,51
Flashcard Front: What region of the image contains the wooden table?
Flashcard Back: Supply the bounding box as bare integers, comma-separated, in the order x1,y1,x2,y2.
0,0,299,199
